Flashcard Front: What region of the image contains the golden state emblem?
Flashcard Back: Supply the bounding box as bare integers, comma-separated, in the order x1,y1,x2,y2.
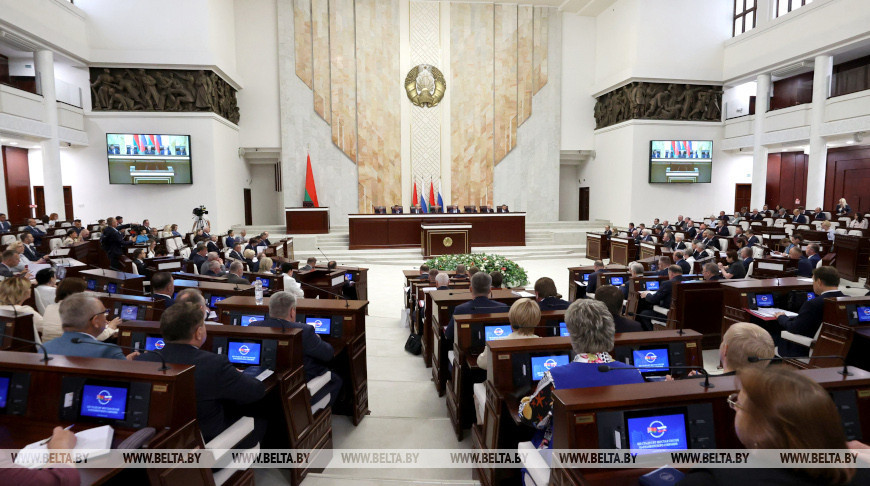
405,64,446,108
442,236,453,247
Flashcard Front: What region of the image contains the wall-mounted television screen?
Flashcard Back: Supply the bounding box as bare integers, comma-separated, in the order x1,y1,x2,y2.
106,133,192,184
649,140,712,183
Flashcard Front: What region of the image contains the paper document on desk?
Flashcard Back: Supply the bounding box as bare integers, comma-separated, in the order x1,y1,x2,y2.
512,291,534,298
746,307,798,320
422,287,437,293
15,425,114,468
574,280,586,287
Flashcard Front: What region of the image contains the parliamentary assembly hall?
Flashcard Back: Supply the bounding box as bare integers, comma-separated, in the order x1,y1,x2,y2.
2,0,870,485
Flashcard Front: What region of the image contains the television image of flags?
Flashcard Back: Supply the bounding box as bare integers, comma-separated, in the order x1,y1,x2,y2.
648,140,713,184
105,133,192,185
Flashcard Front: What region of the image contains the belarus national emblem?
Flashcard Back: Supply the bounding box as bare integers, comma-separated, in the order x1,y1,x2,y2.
405,64,446,108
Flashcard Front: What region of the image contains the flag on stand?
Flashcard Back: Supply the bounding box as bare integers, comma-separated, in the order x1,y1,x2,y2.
437,183,444,212
420,193,429,213
304,154,320,207
429,181,436,211
412,181,419,207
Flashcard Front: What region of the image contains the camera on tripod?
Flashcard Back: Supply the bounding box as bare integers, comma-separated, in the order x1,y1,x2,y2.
192,205,208,217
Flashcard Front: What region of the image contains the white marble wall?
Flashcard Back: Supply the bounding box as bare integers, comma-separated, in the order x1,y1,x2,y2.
494,11,562,222
277,0,359,226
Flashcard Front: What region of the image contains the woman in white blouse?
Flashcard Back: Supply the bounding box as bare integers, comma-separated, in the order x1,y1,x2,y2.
41,277,120,342
0,276,44,343
848,213,868,230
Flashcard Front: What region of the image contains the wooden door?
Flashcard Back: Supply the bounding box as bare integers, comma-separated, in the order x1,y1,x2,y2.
2,146,31,222
243,188,252,226
33,186,45,218
734,183,752,212
63,186,74,219
578,187,590,221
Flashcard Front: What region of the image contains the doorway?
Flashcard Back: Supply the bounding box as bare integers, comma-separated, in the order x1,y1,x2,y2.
63,186,74,219
243,188,252,226
734,183,752,212
3,146,31,222
33,186,45,218
579,187,590,221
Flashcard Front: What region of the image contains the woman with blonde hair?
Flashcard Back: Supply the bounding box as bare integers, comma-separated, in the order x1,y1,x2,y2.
257,256,275,274
679,367,869,485
836,198,852,216
0,277,44,342
476,298,540,371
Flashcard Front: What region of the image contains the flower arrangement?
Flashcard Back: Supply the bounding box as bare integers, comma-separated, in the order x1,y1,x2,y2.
424,253,529,288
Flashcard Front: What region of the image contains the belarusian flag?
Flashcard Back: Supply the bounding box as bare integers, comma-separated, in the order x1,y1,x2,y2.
304,154,319,207
412,181,419,207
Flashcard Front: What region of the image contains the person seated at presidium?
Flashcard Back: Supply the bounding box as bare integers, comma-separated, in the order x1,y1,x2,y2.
444,272,508,342
718,250,746,279
252,291,342,407
42,294,138,360
300,257,317,272
595,285,642,333
519,300,644,450
534,277,570,311
476,298,540,371
774,266,844,357
678,367,870,486
136,303,267,447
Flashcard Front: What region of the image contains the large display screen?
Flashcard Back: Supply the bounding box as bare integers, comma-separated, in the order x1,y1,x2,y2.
633,348,670,374
530,354,570,380
484,324,512,341
106,133,192,185
649,140,713,183
80,384,128,420
307,317,331,335
227,341,261,365
626,412,689,453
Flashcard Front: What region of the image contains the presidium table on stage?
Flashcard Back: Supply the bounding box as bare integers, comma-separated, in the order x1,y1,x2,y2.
348,212,526,250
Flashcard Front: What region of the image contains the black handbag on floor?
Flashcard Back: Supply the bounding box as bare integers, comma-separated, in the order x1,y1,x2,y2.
404,333,422,355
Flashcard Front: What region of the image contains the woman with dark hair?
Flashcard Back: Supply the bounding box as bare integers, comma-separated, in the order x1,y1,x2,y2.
848,213,868,230
718,250,746,279
678,367,870,485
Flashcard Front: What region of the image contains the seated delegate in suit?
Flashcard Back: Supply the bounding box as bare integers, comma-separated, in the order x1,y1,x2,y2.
812,207,827,220
519,300,644,454
189,243,208,268
684,220,698,240
678,367,870,486
130,248,147,276
636,265,684,331
790,247,815,278
584,260,606,296
745,229,759,247
0,277,44,340
805,243,822,268
774,266,844,357
718,250,746,279
227,243,245,262
0,213,10,233
620,263,645,299
300,257,317,272
0,249,28,278
690,241,709,261
206,235,220,253
137,303,267,446
715,221,730,238
476,298,540,371
150,271,176,308
700,229,720,250
595,285,642,333
24,218,47,246
252,292,341,407
202,259,225,277
279,262,305,298
740,246,754,272
534,277,570,310
20,233,45,263
43,293,137,360
674,251,691,275
702,262,725,281
791,208,808,224
673,234,688,251
434,271,450,290
656,256,672,277
445,272,509,342
659,231,675,250
836,197,852,216
782,235,803,256
716,210,729,222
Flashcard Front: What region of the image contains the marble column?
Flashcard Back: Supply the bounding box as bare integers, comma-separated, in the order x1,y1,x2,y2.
806,55,833,210
750,73,770,209
35,50,65,218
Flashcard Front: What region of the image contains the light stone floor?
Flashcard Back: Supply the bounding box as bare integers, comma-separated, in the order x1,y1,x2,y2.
255,256,868,485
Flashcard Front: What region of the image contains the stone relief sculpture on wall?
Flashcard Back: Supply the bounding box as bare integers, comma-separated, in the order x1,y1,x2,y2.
594,82,722,129
89,67,240,124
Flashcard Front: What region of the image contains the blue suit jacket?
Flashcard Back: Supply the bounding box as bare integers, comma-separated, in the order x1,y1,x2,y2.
586,269,604,295
796,256,814,277
746,236,759,247
25,226,46,245
136,343,266,442
445,296,509,341
0,221,10,233
153,293,175,308
813,212,827,220
43,332,126,359
676,259,691,275
538,297,570,311
253,317,334,380
644,276,683,309
777,291,845,357
792,214,808,224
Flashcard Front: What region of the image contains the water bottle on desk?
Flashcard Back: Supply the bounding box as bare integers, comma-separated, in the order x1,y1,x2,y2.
254,279,264,305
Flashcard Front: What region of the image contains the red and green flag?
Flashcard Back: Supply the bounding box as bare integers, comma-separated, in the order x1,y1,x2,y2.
412,181,419,207
304,154,319,207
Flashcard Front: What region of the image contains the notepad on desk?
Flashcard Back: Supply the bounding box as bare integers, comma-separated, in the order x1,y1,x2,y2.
15,425,114,468
512,291,534,298
746,307,798,320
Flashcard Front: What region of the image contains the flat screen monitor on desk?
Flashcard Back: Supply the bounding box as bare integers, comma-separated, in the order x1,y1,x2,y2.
226,340,262,366
87,279,97,291
254,277,270,288
0,375,9,411
645,281,660,291
119,304,140,320
530,354,570,382
610,276,624,286
209,295,227,309
106,283,117,294
307,316,331,335
345,272,354,281
484,324,512,341
596,404,715,452
558,322,570,337
631,347,670,377
144,336,166,351
79,382,129,422
755,293,774,308
239,315,264,327
625,410,689,454
849,305,870,326
582,273,591,282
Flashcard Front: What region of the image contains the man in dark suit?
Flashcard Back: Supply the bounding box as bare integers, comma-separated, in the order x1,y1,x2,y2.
130,248,147,275
585,260,606,295
674,215,686,231
812,207,826,220
101,217,134,270
244,236,261,254
115,215,132,231
740,247,754,272
620,263,644,299
259,232,272,246
300,257,317,272
702,262,725,281
684,219,698,240
717,211,729,222
806,243,822,269
745,230,759,247
43,294,137,360
674,251,691,275
690,241,708,260
636,265,684,330
0,250,21,278
137,302,267,445
21,233,44,262
792,247,814,278
602,225,613,238
0,213,11,233
24,218,46,246
228,243,245,262
693,223,708,241
791,209,808,224
673,234,688,251
206,235,220,253
534,277,570,310
189,243,208,269
660,231,675,250
750,209,764,221
774,267,844,357
656,256,672,277
151,272,176,308
252,291,341,407
715,221,730,238
595,285,642,333
226,261,250,285
700,229,720,250
445,272,509,342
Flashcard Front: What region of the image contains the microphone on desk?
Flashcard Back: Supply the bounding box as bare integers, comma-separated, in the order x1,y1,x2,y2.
0,332,53,363
317,247,333,265
597,364,715,389
297,279,349,308
71,337,170,371
748,355,852,376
